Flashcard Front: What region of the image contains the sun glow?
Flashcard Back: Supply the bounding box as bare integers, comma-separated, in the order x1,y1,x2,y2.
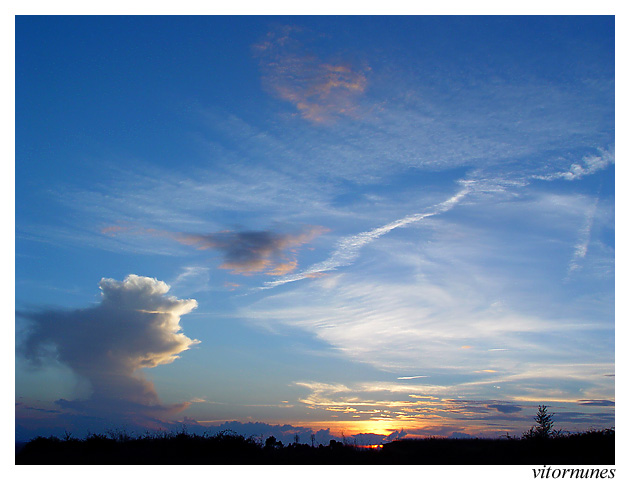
292,419,410,437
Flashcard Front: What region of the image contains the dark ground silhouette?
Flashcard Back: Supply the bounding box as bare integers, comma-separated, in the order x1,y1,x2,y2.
15,428,614,465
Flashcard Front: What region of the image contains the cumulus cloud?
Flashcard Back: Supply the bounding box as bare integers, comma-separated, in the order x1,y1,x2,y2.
18,275,199,424
253,25,369,123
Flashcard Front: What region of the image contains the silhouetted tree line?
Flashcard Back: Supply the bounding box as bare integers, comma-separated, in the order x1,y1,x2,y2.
15,407,613,465
15,429,613,464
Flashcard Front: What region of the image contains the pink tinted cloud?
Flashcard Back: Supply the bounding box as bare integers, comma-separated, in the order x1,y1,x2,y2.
103,224,328,276
254,26,369,123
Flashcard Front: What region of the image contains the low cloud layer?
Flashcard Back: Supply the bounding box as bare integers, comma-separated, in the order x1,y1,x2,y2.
488,404,523,414
577,399,615,407
19,275,199,424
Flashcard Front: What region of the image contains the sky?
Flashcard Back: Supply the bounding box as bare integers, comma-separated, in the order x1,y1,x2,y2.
14,15,616,444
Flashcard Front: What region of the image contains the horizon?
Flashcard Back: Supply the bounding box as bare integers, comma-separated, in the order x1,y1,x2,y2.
15,15,615,446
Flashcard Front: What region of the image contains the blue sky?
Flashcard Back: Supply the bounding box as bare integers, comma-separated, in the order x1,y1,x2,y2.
15,15,615,443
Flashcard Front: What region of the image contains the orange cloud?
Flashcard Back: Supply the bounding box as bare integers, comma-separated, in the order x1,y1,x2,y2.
254,26,369,124
305,272,328,279
266,260,299,276
179,226,327,275
103,224,328,276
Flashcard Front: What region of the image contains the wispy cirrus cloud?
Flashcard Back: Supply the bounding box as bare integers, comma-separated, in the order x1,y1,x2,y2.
20,27,614,264
567,195,600,276
243,192,614,393
261,144,615,290
262,181,472,289
170,266,212,295
253,25,369,124
248,273,556,373
533,146,615,182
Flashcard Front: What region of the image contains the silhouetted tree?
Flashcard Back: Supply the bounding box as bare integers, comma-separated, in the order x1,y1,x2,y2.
264,436,283,449
328,439,343,449
524,405,555,439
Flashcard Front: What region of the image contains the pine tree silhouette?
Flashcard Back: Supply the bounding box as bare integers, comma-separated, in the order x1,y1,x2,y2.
524,404,554,439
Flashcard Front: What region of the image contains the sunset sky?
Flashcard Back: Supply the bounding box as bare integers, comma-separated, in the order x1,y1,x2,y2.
15,15,615,444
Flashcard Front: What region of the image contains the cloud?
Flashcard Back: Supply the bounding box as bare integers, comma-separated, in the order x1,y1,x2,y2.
577,399,614,407
262,181,471,289
176,226,327,275
18,275,199,425
533,146,614,182
560,147,614,181
285,381,590,437
249,271,567,373
488,404,523,414
223,282,241,291
170,266,211,294
258,159,613,291
567,195,600,276
105,225,328,276
254,25,369,123
551,411,615,425
244,228,614,406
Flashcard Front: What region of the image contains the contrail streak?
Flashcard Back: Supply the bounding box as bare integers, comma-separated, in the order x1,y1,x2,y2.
567,195,599,276
262,180,473,289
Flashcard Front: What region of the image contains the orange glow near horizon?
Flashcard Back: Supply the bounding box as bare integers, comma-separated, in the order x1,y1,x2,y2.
287,419,414,437
195,418,409,437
